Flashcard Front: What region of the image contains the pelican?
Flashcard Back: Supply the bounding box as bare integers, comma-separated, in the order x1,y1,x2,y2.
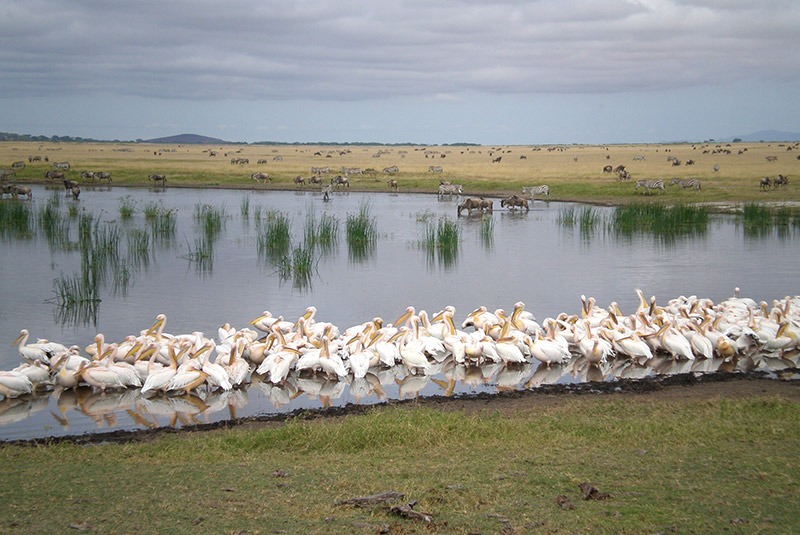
73,361,126,392
318,338,348,379
139,348,178,395
13,360,52,389
527,330,571,367
0,371,33,399
13,329,64,365
397,326,431,375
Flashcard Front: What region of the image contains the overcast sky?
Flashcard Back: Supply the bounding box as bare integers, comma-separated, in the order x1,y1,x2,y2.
1,0,798,145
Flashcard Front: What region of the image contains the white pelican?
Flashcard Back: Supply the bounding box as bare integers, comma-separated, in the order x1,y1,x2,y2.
397,326,431,375
73,361,126,392
527,330,571,367
248,311,279,333
318,338,348,379
12,360,51,389
346,339,373,380
0,371,33,399
13,329,65,365
139,348,178,395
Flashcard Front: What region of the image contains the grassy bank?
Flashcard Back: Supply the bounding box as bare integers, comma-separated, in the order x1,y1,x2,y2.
3,141,799,204
1,388,798,533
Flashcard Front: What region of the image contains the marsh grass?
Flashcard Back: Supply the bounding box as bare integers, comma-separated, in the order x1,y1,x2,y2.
126,228,151,268
557,206,577,226
194,202,226,239
479,214,494,249
611,202,709,239
1,394,797,534
0,199,33,238
256,210,292,261
118,195,136,219
182,234,214,273
240,194,250,218
303,210,339,255
346,199,377,262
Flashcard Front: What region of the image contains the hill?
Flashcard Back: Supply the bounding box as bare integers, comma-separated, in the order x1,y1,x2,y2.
718,130,800,143
144,133,228,144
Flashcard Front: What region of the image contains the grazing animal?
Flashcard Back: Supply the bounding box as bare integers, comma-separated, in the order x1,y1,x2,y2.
321,184,332,201
95,171,112,183
63,179,79,193
309,175,323,185
330,175,349,188
773,175,789,188
632,155,646,161
11,185,32,199
44,170,64,181
635,179,665,194
457,197,493,215
669,178,701,191
293,175,306,185
71,185,81,200
251,172,269,183
492,156,502,163
11,161,25,169
53,161,71,170
383,165,399,174
81,171,95,180
428,165,443,173
765,156,778,162
257,159,268,164
603,165,613,173
685,159,695,165
759,177,772,190
1,169,16,180
521,185,550,197
613,164,626,174
148,174,167,184
713,164,720,172
500,195,529,211
387,179,398,191
617,170,631,181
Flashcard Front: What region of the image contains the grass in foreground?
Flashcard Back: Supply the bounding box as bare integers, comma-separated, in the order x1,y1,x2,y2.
0,394,797,534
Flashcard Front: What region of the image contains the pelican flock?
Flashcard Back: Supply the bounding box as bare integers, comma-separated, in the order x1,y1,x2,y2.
1,291,799,424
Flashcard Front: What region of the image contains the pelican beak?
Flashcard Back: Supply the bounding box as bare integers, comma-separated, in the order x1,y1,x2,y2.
147,317,164,336
392,308,413,328
135,345,157,361
12,333,24,346
124,342,144,361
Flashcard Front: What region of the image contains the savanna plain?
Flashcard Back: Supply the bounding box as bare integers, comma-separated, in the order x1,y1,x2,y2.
1,140,799,533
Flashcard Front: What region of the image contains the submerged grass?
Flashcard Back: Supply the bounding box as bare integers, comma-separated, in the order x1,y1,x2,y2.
346,199,377,262
0,199,34,238
118,195,136,219
611,202,709,238
1,393,797,534
256,210,292,261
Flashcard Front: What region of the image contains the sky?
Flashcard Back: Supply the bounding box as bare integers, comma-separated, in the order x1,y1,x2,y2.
1,0,798,145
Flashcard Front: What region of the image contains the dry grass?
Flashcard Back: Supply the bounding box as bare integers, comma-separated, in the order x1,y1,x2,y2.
2,140,799,203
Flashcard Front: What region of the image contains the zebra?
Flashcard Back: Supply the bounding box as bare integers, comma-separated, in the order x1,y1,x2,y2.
635,179,665,194
11,161,25,169
95,171,112,183
437,183,462,197
632,155,646,161
428,165,443,173
273,156,283,161
383,165,399,174
521,185,550,197
341,167,362,175
251,172,269,183
669,178,701,191
53,161,71,170
311,166,330,174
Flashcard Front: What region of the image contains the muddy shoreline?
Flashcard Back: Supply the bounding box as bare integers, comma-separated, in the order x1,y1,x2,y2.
7,369,797,447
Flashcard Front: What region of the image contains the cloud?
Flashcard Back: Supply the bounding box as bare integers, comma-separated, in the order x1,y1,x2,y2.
1,0,798,103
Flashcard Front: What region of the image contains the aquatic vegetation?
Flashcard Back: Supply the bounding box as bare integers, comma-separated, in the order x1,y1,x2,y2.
346,199,377,262
240,195,250,218
479,214,494,249
118,195,136,219
557,207,577,226
0,199,34,238
194,203,226,239
611,203,708,238
423,216,459,268
257,211,292,260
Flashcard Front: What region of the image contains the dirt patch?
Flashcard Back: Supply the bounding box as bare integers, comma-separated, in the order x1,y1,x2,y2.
7,370,798,447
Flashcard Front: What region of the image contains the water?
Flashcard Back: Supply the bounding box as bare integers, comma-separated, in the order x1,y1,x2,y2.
1,185,798,440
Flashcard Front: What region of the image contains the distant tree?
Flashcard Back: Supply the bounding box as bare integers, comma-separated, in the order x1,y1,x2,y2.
732,138,742,143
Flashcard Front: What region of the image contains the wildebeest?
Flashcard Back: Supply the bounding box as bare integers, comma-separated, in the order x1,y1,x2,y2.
1,169,16,180
28,155,42,163
44,170,64,181
81,171,95,180
70,185,81,200
457,197,493,216
148,174,167,185
492,156,502,163
251,172,269,183
11,161,25,169
765,156,778,162
293,175,306,185
617,170,631,181
773,175,789,188
500,195,529,211
387,179,398,191
603,165,613,173
330,175,350,188
10,185,32,199
309,175,323,185
759,177,772,190
95,171,112,183
257,159,268,165
685,159,695,165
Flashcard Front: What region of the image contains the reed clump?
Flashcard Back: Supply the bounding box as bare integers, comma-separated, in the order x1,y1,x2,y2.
118,195,136,219
257,210,292,260
346,199,377,261
0,199,34,238
611,203,708,237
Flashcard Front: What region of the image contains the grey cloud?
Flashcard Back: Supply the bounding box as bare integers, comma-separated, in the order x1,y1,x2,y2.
1,0,798,102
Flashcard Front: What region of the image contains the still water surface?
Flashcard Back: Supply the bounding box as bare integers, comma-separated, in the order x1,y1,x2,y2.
1,185,797,440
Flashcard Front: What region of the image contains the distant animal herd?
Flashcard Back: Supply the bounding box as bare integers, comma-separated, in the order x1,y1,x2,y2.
1,142,796,206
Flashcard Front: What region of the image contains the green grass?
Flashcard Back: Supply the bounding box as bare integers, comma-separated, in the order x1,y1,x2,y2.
346,199,377,261
0,393,797,534
611,202,709,239
118,194,136,219
256,210,292,261
0,198,34,238
423,216,460,267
